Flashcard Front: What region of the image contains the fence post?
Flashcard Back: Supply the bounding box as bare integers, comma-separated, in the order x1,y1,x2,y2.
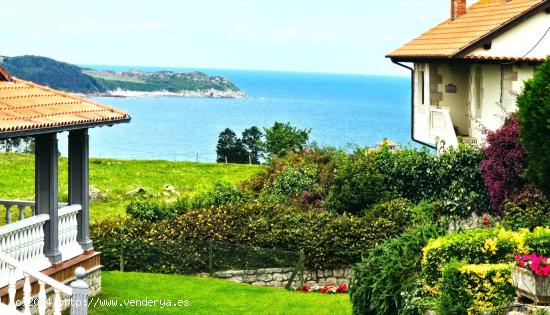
285,249,305,290
70,267,89,315
208,240,213,275
299,250,305,290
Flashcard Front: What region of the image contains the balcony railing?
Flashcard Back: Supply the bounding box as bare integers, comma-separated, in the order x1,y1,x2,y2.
429,106,459,149
0,202,88,314
0,203,83,286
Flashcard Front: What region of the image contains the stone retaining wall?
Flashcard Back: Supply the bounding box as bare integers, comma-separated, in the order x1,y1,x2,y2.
201,267,351,288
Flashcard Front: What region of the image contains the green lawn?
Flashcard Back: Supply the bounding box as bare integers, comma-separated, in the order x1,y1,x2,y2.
88,272,351,315
0,153,262,222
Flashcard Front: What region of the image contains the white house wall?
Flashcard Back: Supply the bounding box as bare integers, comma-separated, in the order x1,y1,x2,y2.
468,10,550,60
436,64,470,136
413,63,434,145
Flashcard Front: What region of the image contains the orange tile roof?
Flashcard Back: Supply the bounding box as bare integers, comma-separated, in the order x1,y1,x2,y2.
0,76,129,136
387,0,547,60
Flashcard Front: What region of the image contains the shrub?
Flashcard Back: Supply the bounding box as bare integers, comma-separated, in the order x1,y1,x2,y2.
439,262,514,315
326,151,386,214
192,182,251,209
268,166,317,202
350,223,445,315
480,115,527,213
422,227,550,288
261,122,311,159
501,189,550,231
517,57,550,198
436,144,490,217
94,199,416,271
374,147,438,203
126,199,185,222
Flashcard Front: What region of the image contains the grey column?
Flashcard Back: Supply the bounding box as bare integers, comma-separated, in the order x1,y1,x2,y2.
68,129,93,251
35,133,62,264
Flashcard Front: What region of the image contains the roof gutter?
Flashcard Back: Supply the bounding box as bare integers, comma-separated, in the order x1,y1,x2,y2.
0,117,131,139
391,60,436,149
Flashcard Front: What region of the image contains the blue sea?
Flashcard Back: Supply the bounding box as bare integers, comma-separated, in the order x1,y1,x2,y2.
59,67,412,162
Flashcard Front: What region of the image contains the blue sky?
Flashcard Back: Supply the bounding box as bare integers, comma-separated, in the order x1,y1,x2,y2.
1,0,471,76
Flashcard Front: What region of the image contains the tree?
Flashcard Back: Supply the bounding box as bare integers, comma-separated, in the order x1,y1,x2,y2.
216,128,248,163
241,126,263,164
262,122,310,158
517,58,550,197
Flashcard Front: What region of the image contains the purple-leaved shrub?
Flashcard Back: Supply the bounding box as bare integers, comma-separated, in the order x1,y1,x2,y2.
480,115,526,213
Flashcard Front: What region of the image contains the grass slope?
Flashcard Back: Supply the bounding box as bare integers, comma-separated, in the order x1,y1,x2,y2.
0,153,261,222
89,272,351,315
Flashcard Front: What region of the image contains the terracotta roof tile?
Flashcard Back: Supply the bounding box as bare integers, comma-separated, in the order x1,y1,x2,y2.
387,0,547,59
0,76,129,136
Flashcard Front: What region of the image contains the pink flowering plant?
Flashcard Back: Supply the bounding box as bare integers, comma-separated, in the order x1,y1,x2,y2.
515,253,550,277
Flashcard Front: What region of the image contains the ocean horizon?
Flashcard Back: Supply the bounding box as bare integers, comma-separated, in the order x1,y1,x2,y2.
59,66,414,162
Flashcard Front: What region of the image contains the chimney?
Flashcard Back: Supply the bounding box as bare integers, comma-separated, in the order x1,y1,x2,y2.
451,0,467,20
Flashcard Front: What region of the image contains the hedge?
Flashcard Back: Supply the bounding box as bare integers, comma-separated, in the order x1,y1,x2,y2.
422,227,550,288
439,262,514,315
92,198,415,271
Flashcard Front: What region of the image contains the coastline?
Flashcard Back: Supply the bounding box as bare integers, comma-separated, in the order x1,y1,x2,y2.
83,88,247,99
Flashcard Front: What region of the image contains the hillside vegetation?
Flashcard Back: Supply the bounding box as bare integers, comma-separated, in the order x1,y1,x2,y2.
0,55,243,95
0,153,262,222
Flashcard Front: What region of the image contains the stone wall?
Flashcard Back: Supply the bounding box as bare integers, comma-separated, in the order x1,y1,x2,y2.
201,267,351,288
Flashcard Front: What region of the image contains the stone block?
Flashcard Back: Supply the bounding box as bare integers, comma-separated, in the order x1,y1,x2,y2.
324,269,333,277
316,270,324,278
334,269,345,277
257,273,273,281
273,273,283,281
228,276,243,283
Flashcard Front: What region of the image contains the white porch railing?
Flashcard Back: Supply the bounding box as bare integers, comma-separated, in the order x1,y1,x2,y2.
0,214,51,285
0,203,88,314
58,205,84,261
0,201,68,225
0,253,89,315
429,106,459,149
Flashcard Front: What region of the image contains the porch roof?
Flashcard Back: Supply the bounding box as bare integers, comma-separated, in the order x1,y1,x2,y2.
387,0,548,61
0,68,130,138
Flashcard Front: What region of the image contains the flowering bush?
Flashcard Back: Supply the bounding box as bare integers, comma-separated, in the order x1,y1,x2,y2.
480,115,527,213
439,262,514,315
422,227,550,288
296,283,348,294
515,253,550,277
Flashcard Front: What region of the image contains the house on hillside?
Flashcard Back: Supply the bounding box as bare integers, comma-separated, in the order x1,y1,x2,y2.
387,0,549,149
0,67,130,314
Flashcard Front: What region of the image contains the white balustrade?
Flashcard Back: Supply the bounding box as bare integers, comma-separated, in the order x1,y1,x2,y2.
0,214,51,286
58,205,84,261
429,106,459,149
0,253,89,315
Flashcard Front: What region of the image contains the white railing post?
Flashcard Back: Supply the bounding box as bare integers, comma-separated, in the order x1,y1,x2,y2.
38,280,46,315
70,267,89,315
23,273,31,315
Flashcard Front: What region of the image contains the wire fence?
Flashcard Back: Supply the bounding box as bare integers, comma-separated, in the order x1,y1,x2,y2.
96,239,304,288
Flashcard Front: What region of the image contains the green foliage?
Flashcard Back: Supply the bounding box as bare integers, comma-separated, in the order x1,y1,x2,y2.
216,128,248,163
126,199,186,222
93,199,415,271
421,227,550,289
267,166,317,202
438,263,514,315
374,147,438,202
517,58,550,197
242,126,263,164
261,122,310,158
326,152,386,214
438,260,471,315
501,189,550,231
436,144,490,217
1,55,106,93
191,182,251,209
350,224,445,315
